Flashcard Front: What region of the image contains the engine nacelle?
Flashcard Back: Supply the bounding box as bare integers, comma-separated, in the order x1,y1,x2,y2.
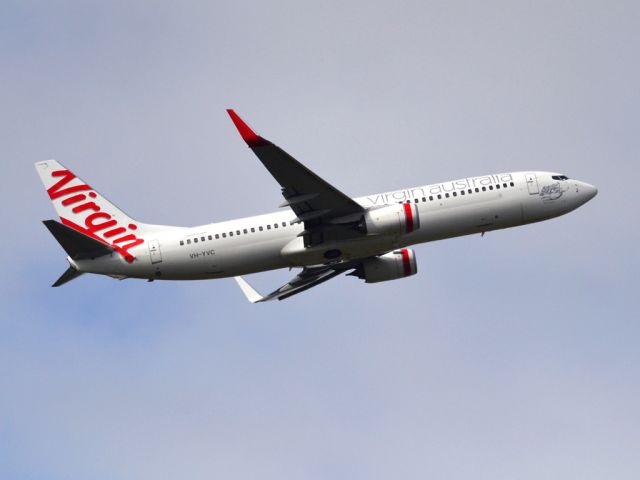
357,248,418,283
363,203,420,236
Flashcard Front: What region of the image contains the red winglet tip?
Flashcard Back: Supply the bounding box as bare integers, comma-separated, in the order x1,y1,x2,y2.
226,109,269,147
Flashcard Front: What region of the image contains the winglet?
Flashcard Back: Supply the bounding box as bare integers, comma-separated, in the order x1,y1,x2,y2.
234,276,264,303
226,109,270,147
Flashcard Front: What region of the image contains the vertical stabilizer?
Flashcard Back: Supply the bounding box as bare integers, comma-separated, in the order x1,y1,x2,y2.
35,160,148,263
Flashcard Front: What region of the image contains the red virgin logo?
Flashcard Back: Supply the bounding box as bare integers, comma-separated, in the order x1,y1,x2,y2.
48,169,144,263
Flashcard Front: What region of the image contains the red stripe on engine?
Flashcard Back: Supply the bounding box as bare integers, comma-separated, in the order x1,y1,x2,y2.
403,203,414,233
401,248,412,276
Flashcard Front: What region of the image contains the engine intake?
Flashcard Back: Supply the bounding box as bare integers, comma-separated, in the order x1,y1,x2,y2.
355,248,418,283
363,203,420,236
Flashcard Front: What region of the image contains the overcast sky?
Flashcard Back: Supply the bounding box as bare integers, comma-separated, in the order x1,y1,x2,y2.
1,1,639,479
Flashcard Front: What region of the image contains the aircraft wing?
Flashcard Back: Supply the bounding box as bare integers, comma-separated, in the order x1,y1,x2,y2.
227,110,365,245
235,265,350,302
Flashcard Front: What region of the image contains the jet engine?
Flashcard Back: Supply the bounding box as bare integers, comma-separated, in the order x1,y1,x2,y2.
363,203,420,236
353,248,418,283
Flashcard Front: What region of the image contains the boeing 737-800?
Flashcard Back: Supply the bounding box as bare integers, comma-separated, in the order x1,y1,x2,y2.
36,110,597,302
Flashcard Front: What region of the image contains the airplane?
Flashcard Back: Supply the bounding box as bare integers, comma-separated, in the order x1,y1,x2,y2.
36,110,598,302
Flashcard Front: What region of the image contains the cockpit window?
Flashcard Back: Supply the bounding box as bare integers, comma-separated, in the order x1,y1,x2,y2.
552,175,569,180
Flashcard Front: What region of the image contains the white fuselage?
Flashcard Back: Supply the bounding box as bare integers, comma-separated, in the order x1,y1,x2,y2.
72,171,597,280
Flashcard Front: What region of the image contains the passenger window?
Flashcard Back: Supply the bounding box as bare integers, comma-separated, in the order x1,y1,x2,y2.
180,240,184,246
437,194,442,199
496,184,500,189
194,238,198,243
274,223,278,228
460,190,465,195
503,183,507,188
414,198,419,203
429,196,433,201
489,185,493,190
259,226,263,231
215,234,220,239
282,222,286,227
187,239,191,244
229,232,234,237
208,235,212,240
422,197,426,202
243,229,248,234
475,188,479,193
468,189,472,194
222,233,227,238
445,193,450,198
201,236,205,241
510,182,515,187
453,192,457,197
482,186,486,191
251,227,255,233
236,230,240,235
267,225,271,230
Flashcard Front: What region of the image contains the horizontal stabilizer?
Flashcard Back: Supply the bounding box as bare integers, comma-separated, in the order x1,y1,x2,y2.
52,266,84,287
43,219,115,260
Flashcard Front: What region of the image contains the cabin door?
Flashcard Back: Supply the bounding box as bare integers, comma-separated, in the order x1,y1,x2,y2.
525,173,539,194
148,239,163,264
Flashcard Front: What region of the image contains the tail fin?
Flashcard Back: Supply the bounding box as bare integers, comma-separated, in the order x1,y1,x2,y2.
35,160,147,263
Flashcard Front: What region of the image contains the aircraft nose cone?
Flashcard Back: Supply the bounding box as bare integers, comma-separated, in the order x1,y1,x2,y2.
584,183,598,201
579,182,598,203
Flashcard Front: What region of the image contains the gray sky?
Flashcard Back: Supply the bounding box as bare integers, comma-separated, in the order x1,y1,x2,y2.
1,1,639,479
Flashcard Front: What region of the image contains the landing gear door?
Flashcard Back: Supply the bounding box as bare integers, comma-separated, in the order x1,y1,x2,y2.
525,173,539,195
148,239,162,264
